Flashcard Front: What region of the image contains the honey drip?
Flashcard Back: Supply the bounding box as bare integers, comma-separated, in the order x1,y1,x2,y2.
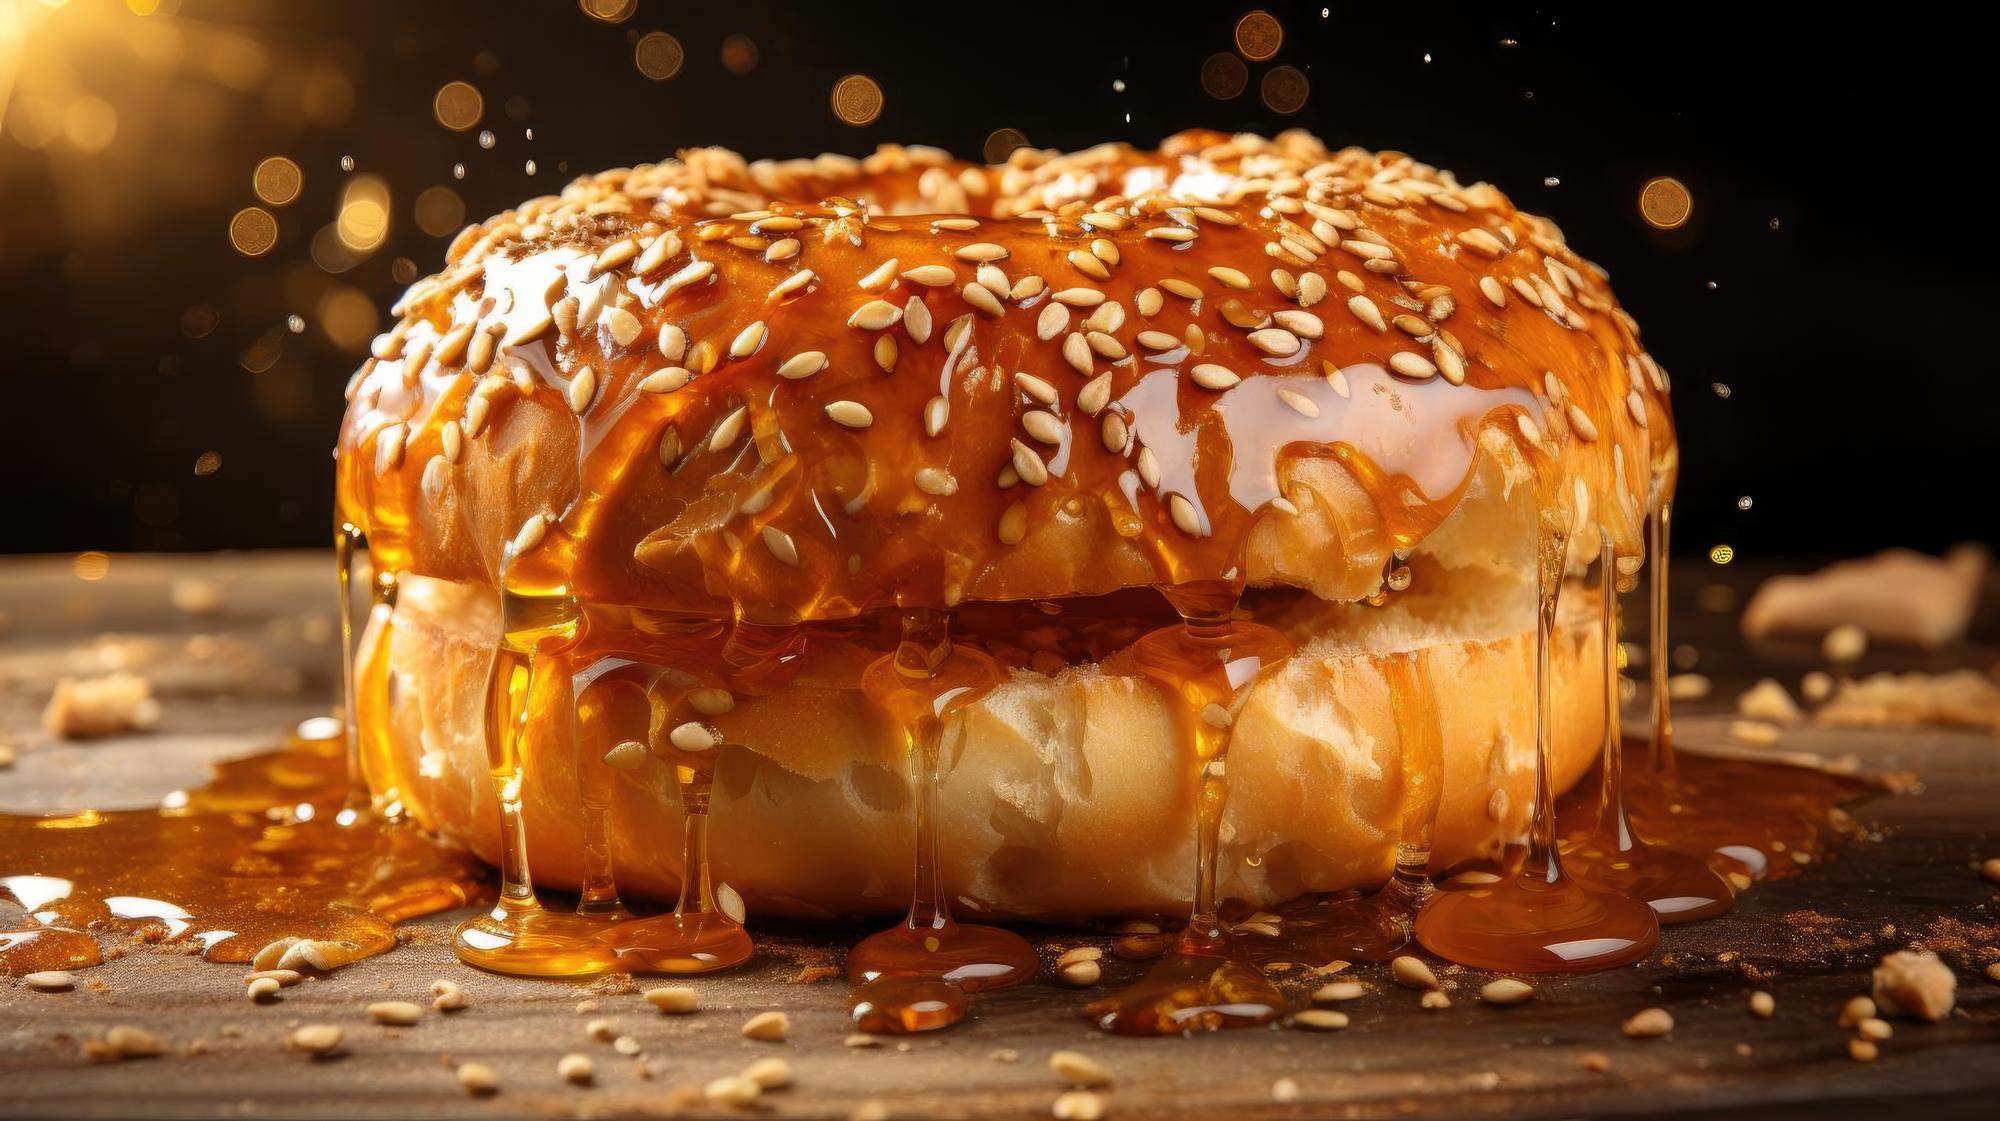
450,589,620,976
1558,530,1734,923
1277,651,1439,962
847,608,1037,1032
333,521,374,821
1088,582,1291,1035
1413,523,1662,972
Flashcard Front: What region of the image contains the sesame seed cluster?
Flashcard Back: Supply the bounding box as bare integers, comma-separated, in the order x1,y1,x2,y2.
335,129,1673,619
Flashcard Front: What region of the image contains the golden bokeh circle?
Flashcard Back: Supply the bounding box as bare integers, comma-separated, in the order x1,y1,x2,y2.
1234,10,1284,61
414,185,466,238
73,552,111,582
635,32,684,81
1200,52,1248,100
830,74,884,126
1639,176,1693,230
578,0,637,23
194,451,223,477
253,156,302,206
1708,544,1735,566
229,207,279,257
721,33,759,74
983,127,1029,165
1260,64,1310,114
433,81,483,132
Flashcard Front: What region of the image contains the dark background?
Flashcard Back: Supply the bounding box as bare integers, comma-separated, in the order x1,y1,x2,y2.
1,0,1992,559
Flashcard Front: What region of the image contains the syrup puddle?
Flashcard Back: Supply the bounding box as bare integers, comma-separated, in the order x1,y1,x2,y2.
0,724,486,975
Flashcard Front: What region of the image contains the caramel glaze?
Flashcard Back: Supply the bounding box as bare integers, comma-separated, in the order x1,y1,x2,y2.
333,130,1673,626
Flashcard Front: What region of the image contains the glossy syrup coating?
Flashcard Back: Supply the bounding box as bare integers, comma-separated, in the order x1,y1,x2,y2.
334,130,1674,621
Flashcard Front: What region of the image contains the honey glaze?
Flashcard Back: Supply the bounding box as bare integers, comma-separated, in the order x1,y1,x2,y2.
1413,522,1661,973
847,608,1037,1032
0,724,484,976
1557,530,1733,923
1088,581,1291,1035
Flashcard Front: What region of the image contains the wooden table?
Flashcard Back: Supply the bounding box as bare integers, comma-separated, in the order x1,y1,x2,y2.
2,553,1996,1120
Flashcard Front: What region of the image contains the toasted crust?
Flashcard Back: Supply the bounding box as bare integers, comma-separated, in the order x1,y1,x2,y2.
335,130,1672,619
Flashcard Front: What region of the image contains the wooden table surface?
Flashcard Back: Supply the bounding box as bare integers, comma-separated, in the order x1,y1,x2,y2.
2,552,1996,1120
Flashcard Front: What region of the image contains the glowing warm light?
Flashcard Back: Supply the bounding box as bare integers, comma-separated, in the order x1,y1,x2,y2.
1234,10,1284,61
125,0,160,15
634,31,683,80
316,284,380,353
336,174,390,253
179,305,217,338
413,185,465,238
193,451,222,477
1737,496,1754,511
61,95,118,152
830,74,883,126
253,156,302,206
433,80,483,131
578,0,636,23
228,206,278,257
1708,544,1735,565
1640,176,1693,230
720,33,758,74
1260,65,1310,114
73,552,111,581
983,128,1028,164
1200,52,1248,100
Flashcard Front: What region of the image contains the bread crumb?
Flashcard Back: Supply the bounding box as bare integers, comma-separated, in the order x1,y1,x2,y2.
1293,1009,1349,1031
1053,1090,1107,1120
456,1061,498,1094
1748,991,1774,1018
1802,671,1834,702
1049,1050,1112,1087
1420,990,1452,1009
1738,678,1801,723
1667,673,1711,700
1480,978,1534,1005
1389,955,1439,990
1622,1008,1674,1038
1872,949,1956,1021
1272,1077,1301,1102
557,1052,594,1084
1729,720,1782,747
43,673,161,739
740,1010,789,1041
643,986,699,1014
1581,1051,1612,1072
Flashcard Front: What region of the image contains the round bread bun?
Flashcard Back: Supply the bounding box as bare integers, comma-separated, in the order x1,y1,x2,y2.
335,129,1674,618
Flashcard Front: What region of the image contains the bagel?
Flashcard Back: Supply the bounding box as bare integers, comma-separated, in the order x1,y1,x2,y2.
336,130,1671,917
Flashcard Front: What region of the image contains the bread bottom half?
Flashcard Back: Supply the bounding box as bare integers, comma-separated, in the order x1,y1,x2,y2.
354,559,1606,922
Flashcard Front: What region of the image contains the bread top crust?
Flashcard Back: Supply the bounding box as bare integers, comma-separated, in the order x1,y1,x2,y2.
335,129,1673,620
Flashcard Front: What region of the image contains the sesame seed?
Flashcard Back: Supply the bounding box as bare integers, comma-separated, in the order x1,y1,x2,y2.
1749,991,1775,1018
1011,275,1046,301
848,300,902,330
1083,301,1125,333
1480,979,1535,1005
955,242,1009,263
708,405,748,451
1136,287,1164,316
1062,333,1094,376
1273,309,1324,338
902,264,955,287
1049,1050,1112,1087
1168,494,1204,536
1067,249,1110,280
1456,228,1507,258
1159,278,1202,299
662,259,715,296
1388,352,1437,380
507,513,547,562
1293,1009,1350,1031
963,282,1005,318
873,334,898,371
670,722,719,752
741,1011,790,1042
1010,439,1050,486
1246,328,1301,356
1390,955,1439,989
1208,266,1252,289
905,297,934,344
639,366,691,394
1054,1091,1107,1120
769,268,815,299
1297,272,1328,307
1627,391,1649,427
1086,330,1127,359
976,264,1009,296
592,237,639,276
1191,364,1241,390
1479,275,1508,307
915,466,958,496
1146,225,1196,242
1021,410,1065,445
1053,287,1106,307
1037,302,1071,341
1077,372,1113,416
1567,403,1599,441
1100,412,1129,453
1434,342,1466,386
997,501,1028,544
825,400,874,428
924,396,949,436
776,351,826,380
761,526,800,566
1346,295,1387,332
1277,388,1319,418
1136,330,1179,351
1015,372,1058,404
634,231,681,275
1137,446,1161,489
859,258,899,290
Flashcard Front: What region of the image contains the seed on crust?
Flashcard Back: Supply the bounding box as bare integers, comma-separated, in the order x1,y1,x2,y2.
1167,494,1204,537
566,367,597,414
1067,249,1111,280
859,258,899,290
1389,351,1437,380
1191,364,1240,390
1077,372,1113,416
1015,371,1058,405
1277,388,1319,418
1010,439,1050,486
1390,955,1439,989
902,264,955,287
963,282,1005,318
905,297,934,343
1208,266,1252,289
776,351,826,380
848,300,903,330
1480,979,1534,1005
1159,277,1202,300
1246,328,1301,356
825,400,874,428
955,242,1009,263
1346,295,1387,332
1135,287,1164,316
1021,410,1066,445
1038,302,1071,341
997,501,1028,545
1053,287,1106,307
761,526,800,566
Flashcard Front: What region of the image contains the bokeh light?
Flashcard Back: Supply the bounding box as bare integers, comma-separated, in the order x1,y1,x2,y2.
413,185,465,237
316,285,380,354
1639,176,1693,229
61,96,119,153
1260,65,1310,114
72,552,111,582
634,32,684,81
228,206,279,257
335,174,390,253
983,128,1029,164
830,74,884,126
1708,544,1736,565
433,81,483,131
193,451,223,477
578,0,637,23
1234,10,1284,61
721,33,758,74
1200,52,1248,100
253,156,302,206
